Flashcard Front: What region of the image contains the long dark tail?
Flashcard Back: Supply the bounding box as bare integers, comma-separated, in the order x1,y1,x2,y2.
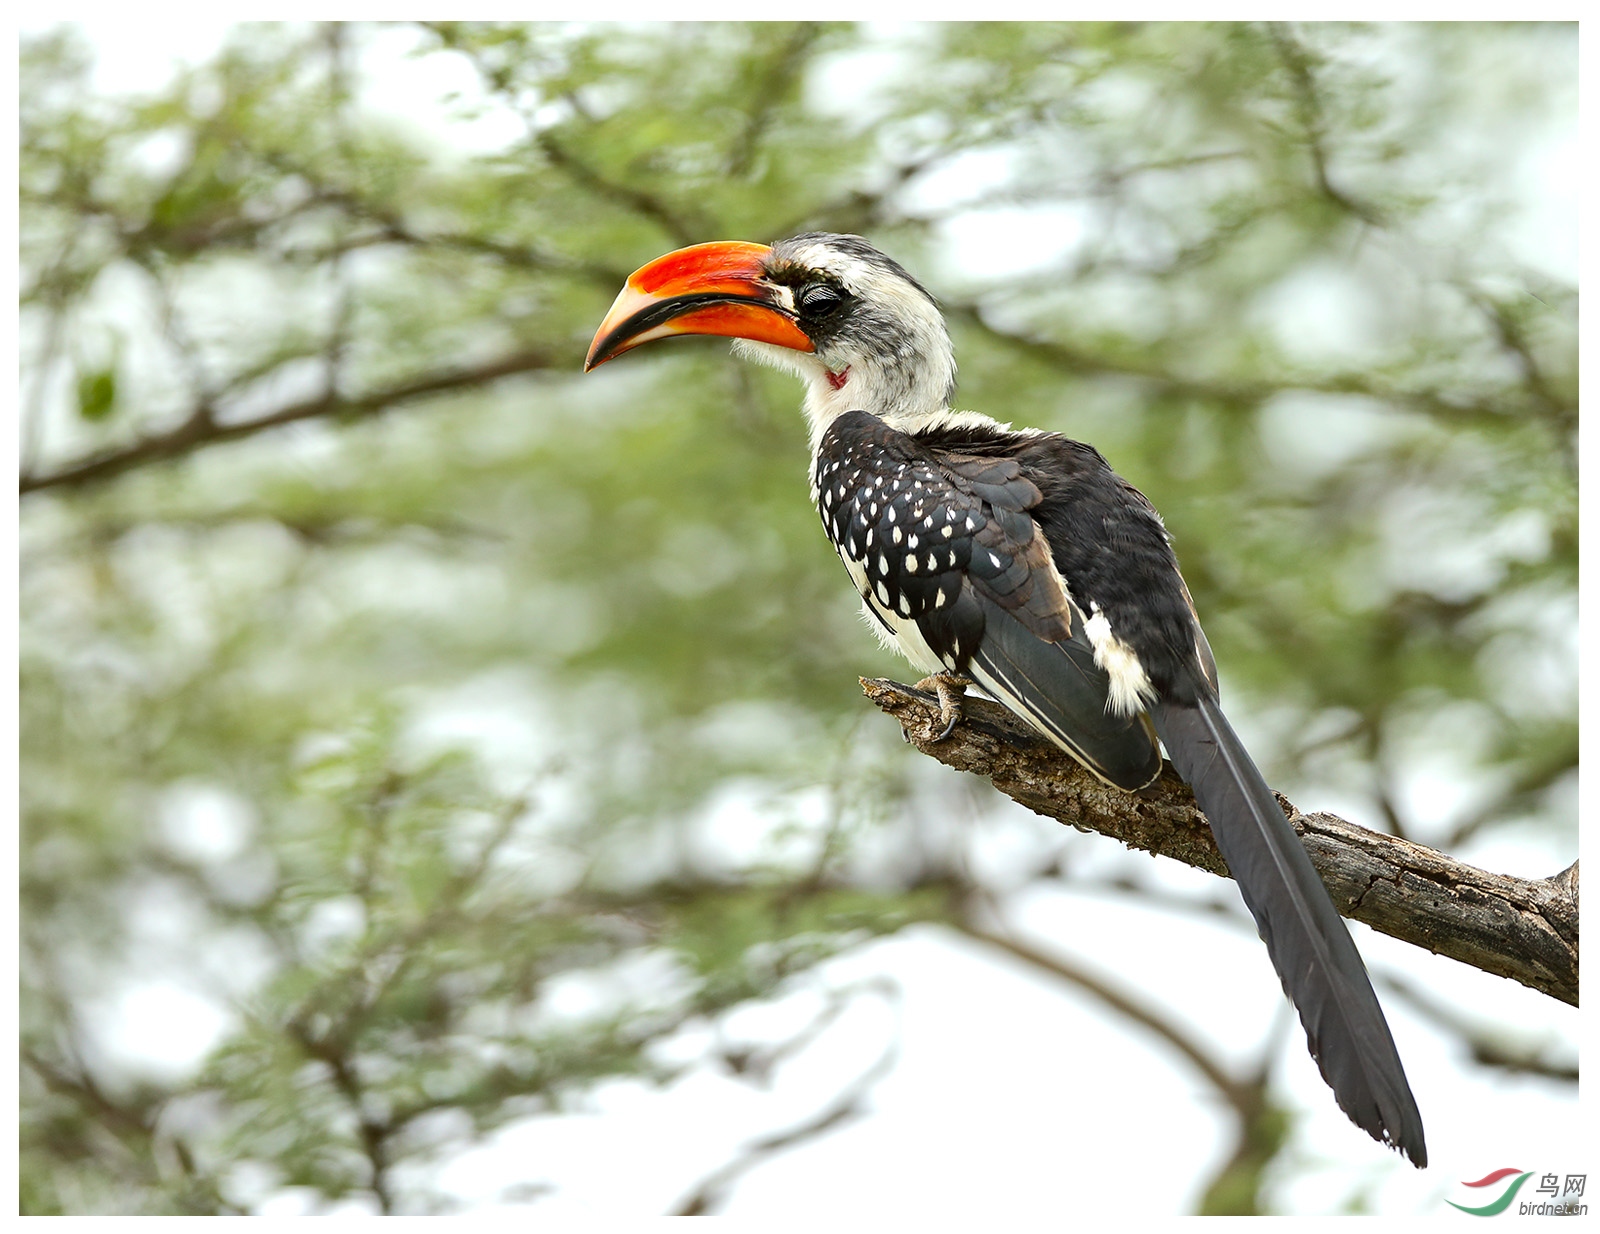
1150,693,1427,1167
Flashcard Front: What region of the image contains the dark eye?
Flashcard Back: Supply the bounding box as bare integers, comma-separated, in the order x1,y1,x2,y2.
798,283,848,318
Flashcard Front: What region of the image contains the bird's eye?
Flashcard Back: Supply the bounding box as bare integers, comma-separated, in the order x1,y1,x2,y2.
798,283,848,318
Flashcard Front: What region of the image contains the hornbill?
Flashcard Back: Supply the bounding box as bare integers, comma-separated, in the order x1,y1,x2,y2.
585,232,1426,1166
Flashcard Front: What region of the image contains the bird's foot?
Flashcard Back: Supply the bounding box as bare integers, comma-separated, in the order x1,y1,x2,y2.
911,672,971,742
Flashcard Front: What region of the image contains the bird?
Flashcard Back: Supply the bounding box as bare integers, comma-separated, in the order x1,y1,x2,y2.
584,231,1426,1167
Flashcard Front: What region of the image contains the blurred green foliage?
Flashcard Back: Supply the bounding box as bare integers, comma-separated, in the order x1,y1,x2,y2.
20,21,1575,1215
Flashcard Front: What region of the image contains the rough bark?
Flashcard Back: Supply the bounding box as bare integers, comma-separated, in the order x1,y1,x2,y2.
862,677,1579,1007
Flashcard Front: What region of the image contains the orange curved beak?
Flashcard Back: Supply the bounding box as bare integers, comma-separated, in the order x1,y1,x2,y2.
584,241,815,371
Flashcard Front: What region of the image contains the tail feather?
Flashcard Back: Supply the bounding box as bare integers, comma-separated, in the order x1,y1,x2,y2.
1150,694,1427,1168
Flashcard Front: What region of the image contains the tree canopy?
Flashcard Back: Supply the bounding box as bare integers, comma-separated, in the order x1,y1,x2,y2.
20,21,1577,1216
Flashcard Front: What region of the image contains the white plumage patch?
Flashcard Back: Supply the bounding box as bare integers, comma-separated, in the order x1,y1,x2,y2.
732,239,959,448
835,551,946,676
1083,608,1155,717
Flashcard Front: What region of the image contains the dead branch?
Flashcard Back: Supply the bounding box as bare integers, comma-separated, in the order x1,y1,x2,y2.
862,678,1578,1007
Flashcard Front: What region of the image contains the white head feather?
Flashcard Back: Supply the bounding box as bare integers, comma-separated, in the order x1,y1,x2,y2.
731,235,976,448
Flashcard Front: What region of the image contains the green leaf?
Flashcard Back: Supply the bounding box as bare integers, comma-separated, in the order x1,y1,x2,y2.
75,365,117,421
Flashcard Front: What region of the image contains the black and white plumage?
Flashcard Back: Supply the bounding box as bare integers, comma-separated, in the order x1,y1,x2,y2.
809,410,1164,790
586,232,1426,1167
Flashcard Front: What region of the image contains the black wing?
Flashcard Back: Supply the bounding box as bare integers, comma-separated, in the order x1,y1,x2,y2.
813,411,1161,790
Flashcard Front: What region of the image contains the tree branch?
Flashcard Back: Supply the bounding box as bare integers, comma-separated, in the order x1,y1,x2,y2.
670,1032,899,1216
1266,23,1388,227
287,1021,397,1215
861,678,1579,1006
726,23,824,179
19,346,565,495
951,916,1286,1215
1380,974,1577,1083
941,300,1558,441
955,918,1246,1102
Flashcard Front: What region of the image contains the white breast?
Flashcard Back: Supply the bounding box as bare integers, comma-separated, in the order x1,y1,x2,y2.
835,547,948,677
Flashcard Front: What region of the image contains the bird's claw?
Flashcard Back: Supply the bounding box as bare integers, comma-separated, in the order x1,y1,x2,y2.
912,672,970,743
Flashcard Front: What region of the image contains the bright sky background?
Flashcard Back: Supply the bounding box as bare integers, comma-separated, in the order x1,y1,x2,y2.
24,19,1584,1220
